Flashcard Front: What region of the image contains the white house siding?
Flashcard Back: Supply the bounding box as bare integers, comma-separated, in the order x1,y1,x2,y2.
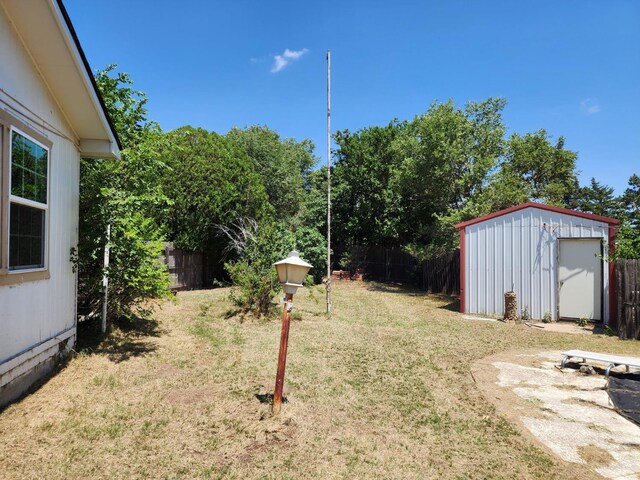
463,207,610,322
0,5,80,392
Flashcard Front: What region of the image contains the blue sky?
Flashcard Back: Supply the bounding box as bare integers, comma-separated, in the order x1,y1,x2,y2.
65,1,639,194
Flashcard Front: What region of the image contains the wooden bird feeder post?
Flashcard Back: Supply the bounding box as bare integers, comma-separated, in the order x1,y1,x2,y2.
272,251,312,415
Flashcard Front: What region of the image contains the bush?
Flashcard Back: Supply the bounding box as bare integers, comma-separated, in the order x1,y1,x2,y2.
291,226,327,283
75,154,171,322
223,221,323,317
75,66,171,324
224,222,290,317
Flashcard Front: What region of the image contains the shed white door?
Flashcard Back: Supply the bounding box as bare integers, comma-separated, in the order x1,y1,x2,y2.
558,239,602,320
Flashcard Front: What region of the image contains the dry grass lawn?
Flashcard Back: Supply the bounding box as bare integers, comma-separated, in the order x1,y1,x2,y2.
1,282,638,479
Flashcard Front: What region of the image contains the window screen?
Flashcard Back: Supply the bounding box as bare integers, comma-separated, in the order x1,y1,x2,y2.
9,203,45,270
8,130,48,270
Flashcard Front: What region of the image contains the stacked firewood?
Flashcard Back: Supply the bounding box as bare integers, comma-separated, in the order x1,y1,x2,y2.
504,291,518,323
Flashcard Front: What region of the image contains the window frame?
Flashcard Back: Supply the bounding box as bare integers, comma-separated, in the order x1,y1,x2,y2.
0,109,52,285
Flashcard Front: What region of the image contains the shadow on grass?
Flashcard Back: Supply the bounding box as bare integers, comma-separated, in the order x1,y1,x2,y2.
366,282,461,311
365,282,426,297
431,295,460,312
590,322,618,336
255,393,287,404
76,315,165,363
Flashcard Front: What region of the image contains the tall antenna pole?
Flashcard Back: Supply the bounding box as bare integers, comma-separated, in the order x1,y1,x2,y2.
326,49,332,314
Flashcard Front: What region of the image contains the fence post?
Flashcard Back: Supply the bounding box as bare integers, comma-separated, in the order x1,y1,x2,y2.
101,224,111,334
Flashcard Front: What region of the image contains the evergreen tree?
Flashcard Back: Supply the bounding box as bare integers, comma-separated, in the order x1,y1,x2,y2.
574,177,621,218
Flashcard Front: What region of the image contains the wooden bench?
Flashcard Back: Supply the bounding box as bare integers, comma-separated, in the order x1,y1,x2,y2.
561,349,640,376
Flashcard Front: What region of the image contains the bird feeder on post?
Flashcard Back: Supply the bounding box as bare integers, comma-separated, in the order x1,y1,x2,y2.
272,251,312,415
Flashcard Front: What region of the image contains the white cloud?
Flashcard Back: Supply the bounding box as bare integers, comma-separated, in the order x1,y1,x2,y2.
271,48,309,73
580,98,601,114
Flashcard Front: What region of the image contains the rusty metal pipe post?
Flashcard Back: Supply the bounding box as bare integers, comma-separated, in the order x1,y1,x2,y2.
272,293,293,415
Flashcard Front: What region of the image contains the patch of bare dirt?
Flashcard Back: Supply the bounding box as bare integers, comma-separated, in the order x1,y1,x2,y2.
529,321,596,335
577,445,615,468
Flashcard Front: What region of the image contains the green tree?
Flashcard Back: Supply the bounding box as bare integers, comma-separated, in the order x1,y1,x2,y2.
94,65,154,149
159,126,272,276
614,174,640,259
614,220,640,260
388,98,507,253
291,225,327,282
332,121,405,247
223,220,324,316
620,174,640,229
76,66,170,321
430,129,581,257
573,177,621,218
501,130,579,206
226,126,317,220
298,167,328,238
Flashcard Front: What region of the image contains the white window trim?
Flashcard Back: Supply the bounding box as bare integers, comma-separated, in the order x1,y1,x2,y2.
7,126,50,273
0,109,53,284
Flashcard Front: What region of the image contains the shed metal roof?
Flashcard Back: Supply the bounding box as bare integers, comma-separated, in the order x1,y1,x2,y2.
455,201,619,230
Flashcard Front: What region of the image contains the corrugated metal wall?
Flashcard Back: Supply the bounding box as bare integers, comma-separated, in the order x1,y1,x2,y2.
463,207,610,322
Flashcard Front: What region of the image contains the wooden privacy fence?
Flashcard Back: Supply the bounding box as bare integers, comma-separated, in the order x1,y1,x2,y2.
423,250,460,295
333,245,422,284
333,245,460,294
366,246,421,284
161,243,206,291
162,242,462,294
616,259,640,340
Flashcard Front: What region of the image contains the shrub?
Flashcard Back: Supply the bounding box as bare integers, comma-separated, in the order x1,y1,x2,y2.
291,226,327,283
75,146,171,322
577,317,589,327
223,220,324,317
542,311,553,323
75,66,171,324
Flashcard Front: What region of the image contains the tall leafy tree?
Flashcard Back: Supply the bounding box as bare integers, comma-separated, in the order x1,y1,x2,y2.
77,65,170,321
299,167,328,238
500,130,579,206
388,98,507,252
226,126,317,220
620,174,640,228
94,65,154,148
329,98,594,260
160,126,272,255
332,121,406,247
614,174,640,259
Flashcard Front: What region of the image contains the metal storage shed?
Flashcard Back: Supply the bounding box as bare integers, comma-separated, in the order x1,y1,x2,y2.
455,202,619,324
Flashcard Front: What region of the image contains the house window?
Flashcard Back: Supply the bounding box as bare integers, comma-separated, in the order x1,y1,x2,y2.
8,130,48,270
0,110,52,283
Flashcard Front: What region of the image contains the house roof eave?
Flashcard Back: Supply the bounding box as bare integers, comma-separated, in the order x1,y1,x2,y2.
1,0,121,158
